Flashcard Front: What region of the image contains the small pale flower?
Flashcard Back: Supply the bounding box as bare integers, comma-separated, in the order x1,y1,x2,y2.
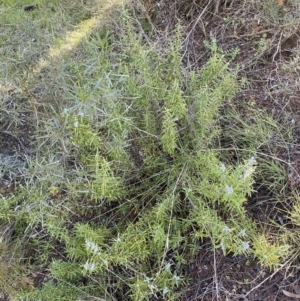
223,225,231,233
185,188,192,194
242,241,250,251
102,259,108,265
85,240,99,254
115,237,121,243
163,287,169,295
83,262,89,271
225,185,233,195
240,229,246,237
83,262,96,271
73,121,79,128
165,262,171,271
220,242,225,251
144,277,152,283
78,111,84,117
248,157,256,164
220,163,226,172
173,275,180,281
244,167,255,180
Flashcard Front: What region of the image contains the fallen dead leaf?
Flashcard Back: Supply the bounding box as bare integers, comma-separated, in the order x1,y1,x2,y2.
282,289,300,299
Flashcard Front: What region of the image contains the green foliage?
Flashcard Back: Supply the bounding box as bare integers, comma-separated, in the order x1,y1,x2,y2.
18,18,286,300
19,281,81,301
252,235,290,268
0,236,31,301
0,3,294,301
